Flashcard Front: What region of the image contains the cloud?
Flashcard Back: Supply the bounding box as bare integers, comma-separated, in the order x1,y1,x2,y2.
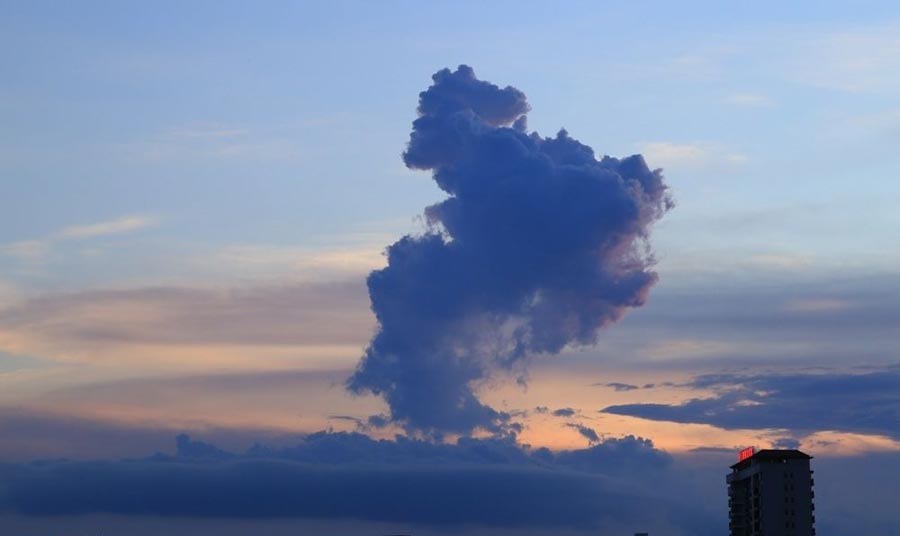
636,338,739,361
122,122,302,164
3,416,900,534
783,298,852,313
551,408,577,417
348,65,672,435
603,382,640,392
0,280,372,366
565,423,600,444
326,415,370,432
635,142,747,169
206,242,387,282
1,215,157,263
573,273,900,369
165,123,249,140
602,368,900,440
772,437,801,449
56,216,157,240
0,240,48,262
655,23,900,95
785,24,900,93
0,431,716,534
745,253,814,270
0,380,370,461
2,414,899,534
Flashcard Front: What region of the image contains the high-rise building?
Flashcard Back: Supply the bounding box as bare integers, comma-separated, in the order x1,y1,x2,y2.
726,448,815,536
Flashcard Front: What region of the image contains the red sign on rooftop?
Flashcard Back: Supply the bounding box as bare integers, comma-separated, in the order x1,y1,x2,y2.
738,447,755,462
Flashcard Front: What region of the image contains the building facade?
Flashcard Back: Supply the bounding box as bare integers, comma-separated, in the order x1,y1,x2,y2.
726,449,815,536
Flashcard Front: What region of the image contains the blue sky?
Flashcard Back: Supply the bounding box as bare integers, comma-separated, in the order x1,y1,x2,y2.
4,0,900,289
2,2,900,534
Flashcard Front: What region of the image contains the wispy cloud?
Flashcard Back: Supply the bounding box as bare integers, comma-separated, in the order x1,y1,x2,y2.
652,23,900,95
0,280,372,368
0,240,49,262
787,24,900,93
602,382,640,392
746,253,814,270
122,122,303,164
638,338,739,361
783,298,854,314
56,216,156,240
637,141,747,170
206,243,387,282
1,215,157,263
165,123,249,140
0,279,19,303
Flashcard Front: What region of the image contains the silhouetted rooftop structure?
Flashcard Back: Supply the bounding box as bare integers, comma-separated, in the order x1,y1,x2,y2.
730,449,812,470
727,448,815,536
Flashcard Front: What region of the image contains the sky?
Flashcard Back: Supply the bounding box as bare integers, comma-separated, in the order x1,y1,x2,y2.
1,1,900,534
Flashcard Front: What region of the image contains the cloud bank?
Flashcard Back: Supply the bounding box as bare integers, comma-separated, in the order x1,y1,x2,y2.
348,65,671,434
0,431,718,534
603,368,900,440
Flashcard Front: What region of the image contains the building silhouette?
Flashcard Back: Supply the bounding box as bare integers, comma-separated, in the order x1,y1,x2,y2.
727,448,815,536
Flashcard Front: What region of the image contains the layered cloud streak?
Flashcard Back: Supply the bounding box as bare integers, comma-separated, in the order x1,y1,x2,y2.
603,368,900,441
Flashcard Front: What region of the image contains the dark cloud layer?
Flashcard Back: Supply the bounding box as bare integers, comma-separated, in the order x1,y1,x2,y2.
348,65,671,434
3,427,900,535
0,432,717,534
603,368,900,439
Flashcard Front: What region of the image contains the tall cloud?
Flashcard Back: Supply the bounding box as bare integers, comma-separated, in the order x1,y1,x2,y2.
348,65,672,434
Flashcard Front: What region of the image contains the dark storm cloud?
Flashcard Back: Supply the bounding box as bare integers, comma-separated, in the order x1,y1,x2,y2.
0,432,720,533
602,367,900,439
348,65,671,434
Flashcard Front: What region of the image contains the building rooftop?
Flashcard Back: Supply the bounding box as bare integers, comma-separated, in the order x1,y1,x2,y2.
730,449,812,470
